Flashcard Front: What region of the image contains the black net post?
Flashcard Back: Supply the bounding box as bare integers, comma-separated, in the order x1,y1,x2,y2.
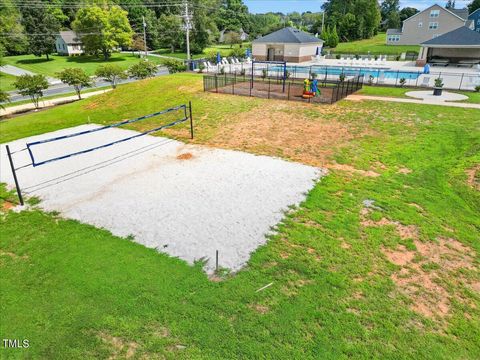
6,145,24,206
189,101,194,139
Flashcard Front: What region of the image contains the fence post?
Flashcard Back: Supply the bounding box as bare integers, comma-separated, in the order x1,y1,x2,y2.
189,101,194,139
288,82,291,100
6,145,24,206
459,73,464,90
395,70,399,86
268,78,271,99
215,74,218,93
415,72,420,87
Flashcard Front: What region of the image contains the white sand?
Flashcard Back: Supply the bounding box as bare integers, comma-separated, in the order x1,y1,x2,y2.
1,125,324,272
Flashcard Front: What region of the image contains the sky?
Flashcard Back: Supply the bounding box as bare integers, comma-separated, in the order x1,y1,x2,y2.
243,0,472,14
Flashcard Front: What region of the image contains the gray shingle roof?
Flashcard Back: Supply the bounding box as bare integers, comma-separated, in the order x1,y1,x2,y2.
253,27,322,44
450,8,469,20
386,28,402,35
58,31,81,44
421,26,480,46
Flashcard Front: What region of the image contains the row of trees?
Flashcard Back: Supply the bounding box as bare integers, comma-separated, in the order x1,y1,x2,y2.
1,58,185,110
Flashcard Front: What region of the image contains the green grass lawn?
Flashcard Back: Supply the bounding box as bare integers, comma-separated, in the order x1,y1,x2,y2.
2,53,163,77
358,85,480,104
153,42,251,60
332,33,420,56
1,74,479,359
0,71,17,91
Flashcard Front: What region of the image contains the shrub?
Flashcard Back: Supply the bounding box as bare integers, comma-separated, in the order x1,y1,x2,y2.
128,60,158,79
13,74,49,109
204,49,218,62
0,90,9,110
434,77,444,88
475,85,480,93
240,68,246,76
335,54,341,60
161,58,187,74
310,72,317,79
229,45,244,58
261,69,267,79
339,73,345,82
399,78,406,87
285,70,291,79
368,75,374,85
95,64,127,89
219,66,225,75
198,63,205,73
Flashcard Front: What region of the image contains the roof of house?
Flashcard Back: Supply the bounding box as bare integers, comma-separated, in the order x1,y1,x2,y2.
421,26,480,46
253,27,322,44
386,28,402,35
450,8,469,20
468,8,480,18
58,30,81,44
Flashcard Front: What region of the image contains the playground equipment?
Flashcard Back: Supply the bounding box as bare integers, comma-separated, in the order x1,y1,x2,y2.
302,77,321,99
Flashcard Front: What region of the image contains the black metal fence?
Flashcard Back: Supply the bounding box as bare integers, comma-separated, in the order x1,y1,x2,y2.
203,73,364,104
200,62,480,91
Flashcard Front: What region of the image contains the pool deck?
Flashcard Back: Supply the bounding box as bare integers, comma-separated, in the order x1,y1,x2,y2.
300,58,480,75
295,59,480,90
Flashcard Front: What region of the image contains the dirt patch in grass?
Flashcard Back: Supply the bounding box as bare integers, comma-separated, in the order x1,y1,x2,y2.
398,167,412,174
361,205,419,240
326,163,380,177
176,152,193,160
383,238,476,320
98,332,138,359
205,101,368,167
1,201,14,212
465,164,479,190
0,250,28,260
249,303,270,314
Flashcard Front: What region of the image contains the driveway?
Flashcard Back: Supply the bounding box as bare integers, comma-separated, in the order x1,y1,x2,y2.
0,64,60,85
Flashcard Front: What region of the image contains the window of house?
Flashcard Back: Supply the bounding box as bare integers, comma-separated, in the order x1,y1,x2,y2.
429,22,438,30
418,22,423,27
430,10,440,17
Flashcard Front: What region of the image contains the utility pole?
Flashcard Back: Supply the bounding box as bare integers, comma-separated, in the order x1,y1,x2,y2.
183,0,192,61
321,11,325,33
142,15,147,58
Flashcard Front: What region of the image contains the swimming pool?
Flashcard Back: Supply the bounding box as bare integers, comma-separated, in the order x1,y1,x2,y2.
267,65,421,80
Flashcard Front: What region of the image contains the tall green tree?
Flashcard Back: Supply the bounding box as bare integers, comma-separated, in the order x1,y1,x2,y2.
468,0,480,12
73,5,133,60
322,0,381,41
20,5,60,59
445,0,456,9
0,0,27,55
399,7,419,24
157,14,184,52
216,0,250,31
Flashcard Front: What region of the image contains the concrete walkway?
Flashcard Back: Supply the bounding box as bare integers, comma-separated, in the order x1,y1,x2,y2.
1,89,112,117
346,94,480,109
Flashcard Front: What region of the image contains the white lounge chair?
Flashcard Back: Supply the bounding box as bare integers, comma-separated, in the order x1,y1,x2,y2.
420,76,430,87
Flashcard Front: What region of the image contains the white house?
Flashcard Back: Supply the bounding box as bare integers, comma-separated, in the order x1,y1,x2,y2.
55,31,84,56
252,27,323,63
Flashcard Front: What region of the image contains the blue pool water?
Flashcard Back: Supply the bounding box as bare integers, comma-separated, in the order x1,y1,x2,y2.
268,65,421,80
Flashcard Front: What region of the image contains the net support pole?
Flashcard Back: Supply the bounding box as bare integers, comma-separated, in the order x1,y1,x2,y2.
189,101,194,139
6,145,24,206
